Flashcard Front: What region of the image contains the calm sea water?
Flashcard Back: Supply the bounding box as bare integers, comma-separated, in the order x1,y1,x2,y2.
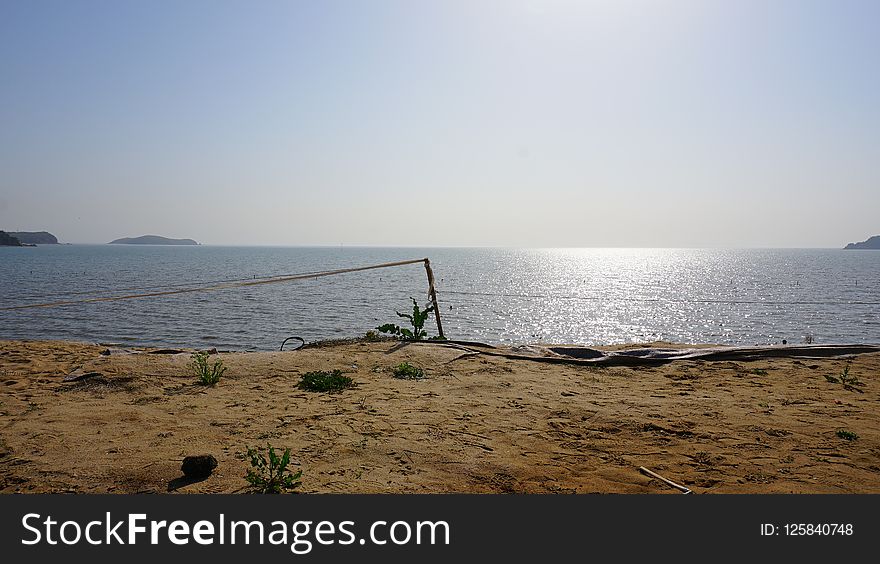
1,245,878,350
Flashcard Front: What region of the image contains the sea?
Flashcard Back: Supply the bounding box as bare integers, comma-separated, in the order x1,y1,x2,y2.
1,245,878,351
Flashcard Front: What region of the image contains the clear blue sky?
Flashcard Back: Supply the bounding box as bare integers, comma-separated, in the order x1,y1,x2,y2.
1,0,878,246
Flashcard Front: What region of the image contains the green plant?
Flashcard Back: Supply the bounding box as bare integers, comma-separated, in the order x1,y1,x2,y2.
825,362,864,392
839,362,863,386
377,297,435,340
836,429,859,441
190,351,226,385
298,370,354,393
245,444,302,493
392,362,425,380
364,330,383,342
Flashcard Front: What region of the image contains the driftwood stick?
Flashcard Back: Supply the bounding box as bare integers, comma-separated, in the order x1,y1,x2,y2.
639,466,692,494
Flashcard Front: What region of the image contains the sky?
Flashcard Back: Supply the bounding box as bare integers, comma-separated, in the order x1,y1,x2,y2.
1,0,878,247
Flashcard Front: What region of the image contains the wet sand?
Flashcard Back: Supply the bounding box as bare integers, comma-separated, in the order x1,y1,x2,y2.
1,338,878,493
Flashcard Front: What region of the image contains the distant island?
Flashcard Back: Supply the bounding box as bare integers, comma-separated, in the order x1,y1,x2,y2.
0,230,22,246
10,231,59,245
108,235,199,245
844,235,880,250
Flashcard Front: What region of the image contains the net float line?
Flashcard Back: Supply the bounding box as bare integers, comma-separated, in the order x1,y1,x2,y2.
1,257,446,339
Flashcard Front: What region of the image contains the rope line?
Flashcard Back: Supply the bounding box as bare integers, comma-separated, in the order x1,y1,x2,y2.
0,258,428,312
10,263,400,302
11,271,319,301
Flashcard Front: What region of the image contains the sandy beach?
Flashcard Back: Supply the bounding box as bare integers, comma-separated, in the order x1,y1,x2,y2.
1,338,878,494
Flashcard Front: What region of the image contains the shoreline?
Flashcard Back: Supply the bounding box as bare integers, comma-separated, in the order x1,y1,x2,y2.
2,338,878,494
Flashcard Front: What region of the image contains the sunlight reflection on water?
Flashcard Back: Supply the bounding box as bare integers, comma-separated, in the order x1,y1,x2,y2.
1,246,878,350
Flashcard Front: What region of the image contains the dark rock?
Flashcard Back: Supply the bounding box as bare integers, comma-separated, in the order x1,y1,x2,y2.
181,454,218,479
844,235,880,249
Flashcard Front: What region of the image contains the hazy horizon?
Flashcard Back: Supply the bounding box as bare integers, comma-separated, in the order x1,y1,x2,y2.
3,237,874,249
2,0,878,247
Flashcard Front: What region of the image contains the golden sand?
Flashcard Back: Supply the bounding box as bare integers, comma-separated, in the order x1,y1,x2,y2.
1,339,878,493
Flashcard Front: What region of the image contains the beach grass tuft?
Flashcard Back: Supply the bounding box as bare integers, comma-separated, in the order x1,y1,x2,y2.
298,370,354,393
364,330,384,342
825,362,863,392
245,443,302,494
190,351,226,386
392,362,425,380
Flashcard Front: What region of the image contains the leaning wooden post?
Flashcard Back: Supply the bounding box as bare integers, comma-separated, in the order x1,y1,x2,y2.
423,258,445,339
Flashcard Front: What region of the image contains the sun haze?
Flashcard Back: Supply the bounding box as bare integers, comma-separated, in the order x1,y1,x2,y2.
1,0,877,247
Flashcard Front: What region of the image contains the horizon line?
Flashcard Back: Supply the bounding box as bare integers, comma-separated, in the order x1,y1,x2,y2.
26,242,858,250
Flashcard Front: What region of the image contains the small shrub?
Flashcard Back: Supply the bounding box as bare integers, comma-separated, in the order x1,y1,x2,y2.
836,429,858,441
752,368,768,376
825,362,864,392
392,362,425,380
298,370,354,393
245,444,302,494
364,330,383,342
190,351,226,385
839,362,863,386
377,297,435,340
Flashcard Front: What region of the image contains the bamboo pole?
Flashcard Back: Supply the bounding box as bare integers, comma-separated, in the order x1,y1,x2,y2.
423,258,445,339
